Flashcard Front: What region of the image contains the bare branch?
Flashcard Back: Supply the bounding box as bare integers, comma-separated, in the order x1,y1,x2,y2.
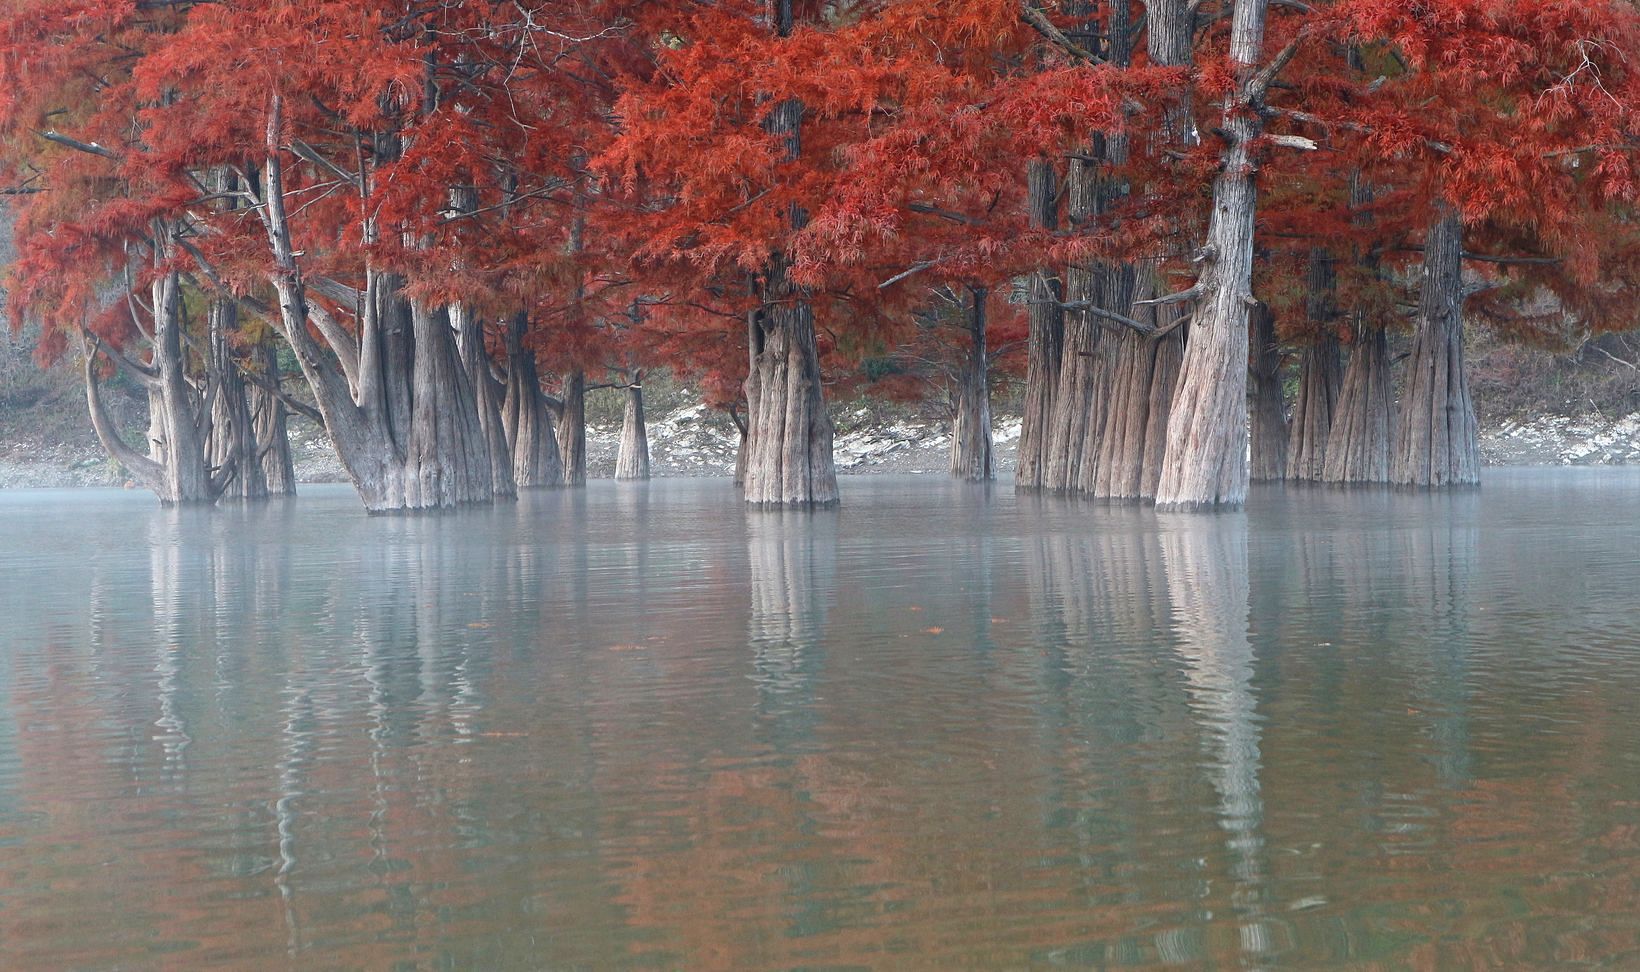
37,130,120,160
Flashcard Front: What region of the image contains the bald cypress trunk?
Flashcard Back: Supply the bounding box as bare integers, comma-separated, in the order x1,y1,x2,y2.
1286,336,1341,481
559,368,587,487
1248,302,1288,482
1322,326,1394,484
1155,0,1273,511
501,311,564,489
1042,155,1104,492
1393,207,1479,487
615,377,651,481
207,297,268,501
249,339,296,495
742,31,838,507
950,287,994,481
1015,159,1061,490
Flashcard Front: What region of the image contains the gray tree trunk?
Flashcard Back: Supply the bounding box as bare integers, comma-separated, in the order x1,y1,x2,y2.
1392,207,1479,487
742,62,838,508
1041,154,1109,492
615,376,651,481
559,368,587,487
950,287,994,481
452,303,516,499
1155,0,1273,511
1248,301,1288,482
1285,335,1341,481
207,297,268,501
1322,326,1394,484
501,311,564,489
249,339,296,495
252,98,508,511
1015,159,1060,490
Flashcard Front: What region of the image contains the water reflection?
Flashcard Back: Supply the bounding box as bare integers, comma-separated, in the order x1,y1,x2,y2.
1,475,1638,968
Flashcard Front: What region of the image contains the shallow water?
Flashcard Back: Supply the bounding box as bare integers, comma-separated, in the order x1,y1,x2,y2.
1,472,1638,969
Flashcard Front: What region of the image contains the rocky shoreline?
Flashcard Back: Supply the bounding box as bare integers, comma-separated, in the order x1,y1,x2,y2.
4,402,1638,490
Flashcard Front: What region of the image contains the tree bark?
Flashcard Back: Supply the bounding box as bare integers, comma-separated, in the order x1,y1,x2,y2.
1392,207,1479,487
207,296,268,501
249,338,296,495
501,311,564,489
252,96,507,512
742,58,838,508
452,302,516,499
1322,326,1393,484
1041,154,1112,492
1155,0,1272,511
950,286,994,481
558,367,587,487
1248,301,1288,482
1285,335,1341,481
1015,159,1061,490
615,375,651,481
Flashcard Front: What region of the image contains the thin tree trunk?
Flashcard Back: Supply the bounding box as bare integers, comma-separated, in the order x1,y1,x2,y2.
1286,335,1341,481
1393,206,1479,487
615,375,651,481
1248,301,1288,482
950,286,994,481
1155,0,1273,511
559,368,587,486
1322,326,1393,484
1015,159,1060,490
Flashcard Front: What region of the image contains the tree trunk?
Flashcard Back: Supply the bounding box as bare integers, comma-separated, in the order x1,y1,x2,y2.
1155,0,1272,512
1393,207,1479,487
1041,154,1109,493
1285,335,1341,481
742,70,838,507
207,296,268,501
1322,326,1393,484
249,338,296,495
559,367,587,487
1248,301,1288,482
452,303,516,499
615,376,651,481
252,96,505,512
1015,159,1060,490
501,311,564,489
950,286,994,481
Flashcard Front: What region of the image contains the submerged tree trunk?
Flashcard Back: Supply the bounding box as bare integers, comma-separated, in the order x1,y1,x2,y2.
249,338,296,495
1285,335,1341,482
1248,302,1287,482
452,303,516,500
1323,326,1394,484
1041,154,1110,493
1091,314,1182,501
207,297,268,501
501,311,564,489
84,259,224,506
558,367,587,487
742,69,838,507
249,97,509,512
1155,0,1274,512
950,286,994,481
1393,207,1479,487
615,375,651,481
1015,159,1061,490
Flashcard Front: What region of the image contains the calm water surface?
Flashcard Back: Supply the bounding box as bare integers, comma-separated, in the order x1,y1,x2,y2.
2,472,1638,969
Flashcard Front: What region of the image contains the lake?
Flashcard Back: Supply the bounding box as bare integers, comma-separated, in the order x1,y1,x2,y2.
2,472,1638,969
